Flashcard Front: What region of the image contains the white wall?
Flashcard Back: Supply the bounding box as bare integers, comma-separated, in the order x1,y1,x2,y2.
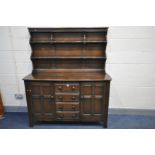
107,27,155,109
0,27,32,107
0,26,155,110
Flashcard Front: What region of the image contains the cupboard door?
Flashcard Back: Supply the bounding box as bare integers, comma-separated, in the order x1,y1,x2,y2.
29,82,55,120
80,82,105,121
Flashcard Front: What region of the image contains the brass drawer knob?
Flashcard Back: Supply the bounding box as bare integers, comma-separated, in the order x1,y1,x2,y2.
58,86,62,90
72,86,75,90
72,105,75,110
58,96,63,100
72,114,77,118
60,114,64,118
72,96,76,100
50,95,54,99
59,105,63,110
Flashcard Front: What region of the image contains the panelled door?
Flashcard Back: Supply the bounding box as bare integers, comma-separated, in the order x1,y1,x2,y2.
80,82,105,121
28,82,55,121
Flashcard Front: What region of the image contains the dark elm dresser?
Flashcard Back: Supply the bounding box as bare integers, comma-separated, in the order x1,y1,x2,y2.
23,27,111,128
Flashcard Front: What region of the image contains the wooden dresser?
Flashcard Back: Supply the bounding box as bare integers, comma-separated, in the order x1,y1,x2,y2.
23,28,111,128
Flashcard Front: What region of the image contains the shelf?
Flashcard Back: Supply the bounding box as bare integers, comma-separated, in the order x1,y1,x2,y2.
23,72,111,81
30,41,107,44
29,27,108,33
31,56,106,60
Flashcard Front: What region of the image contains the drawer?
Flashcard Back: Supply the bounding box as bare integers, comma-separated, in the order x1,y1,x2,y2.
55,83,79,92
56,112,79,120
55,94,79,102
56,102,79,111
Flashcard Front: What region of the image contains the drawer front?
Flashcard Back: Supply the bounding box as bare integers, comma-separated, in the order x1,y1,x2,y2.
56,102,79,111
56,112,79,120
55,83,79,93
55,94,79,102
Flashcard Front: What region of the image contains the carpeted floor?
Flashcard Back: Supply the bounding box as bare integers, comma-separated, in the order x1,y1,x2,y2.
0,112,155,129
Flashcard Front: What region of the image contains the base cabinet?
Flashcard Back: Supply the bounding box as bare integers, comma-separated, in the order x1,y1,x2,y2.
25,81,110,128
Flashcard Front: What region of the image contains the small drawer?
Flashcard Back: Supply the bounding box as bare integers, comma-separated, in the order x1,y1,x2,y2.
55,83,79,92
55,94,79,102
56,102,79,111
56,112,79,120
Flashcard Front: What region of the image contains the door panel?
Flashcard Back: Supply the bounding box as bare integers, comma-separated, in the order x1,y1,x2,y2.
93,97,103,114
31,83,41,95
32,97,42,114
81,83,92,95
42,83,53,95
82,97,92,114
43,97,55,114
94,83,105,95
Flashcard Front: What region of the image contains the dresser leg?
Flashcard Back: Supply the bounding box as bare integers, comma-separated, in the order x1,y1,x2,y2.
29,117,34,127
103,122,108,128
101,120,108,128
29,122,34,127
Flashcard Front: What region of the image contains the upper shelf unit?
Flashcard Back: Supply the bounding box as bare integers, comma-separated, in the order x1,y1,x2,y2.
29,27,108,73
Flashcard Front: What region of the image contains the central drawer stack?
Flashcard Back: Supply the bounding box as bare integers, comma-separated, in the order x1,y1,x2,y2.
55,82,80,121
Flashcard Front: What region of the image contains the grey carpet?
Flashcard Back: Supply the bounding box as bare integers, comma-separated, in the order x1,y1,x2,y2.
0,112,155,129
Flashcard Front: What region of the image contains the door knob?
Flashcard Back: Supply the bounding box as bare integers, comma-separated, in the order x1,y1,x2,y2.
72,96,76,100
72,105,75,110
50,95,54,99
72,114,77,118
66,84,70,87
72,86,75,90
26,90,31,93
59,105,63,110
58,96,63,100
58,86,62,90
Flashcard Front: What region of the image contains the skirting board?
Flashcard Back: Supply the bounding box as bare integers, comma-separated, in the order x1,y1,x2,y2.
4,106,155,116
